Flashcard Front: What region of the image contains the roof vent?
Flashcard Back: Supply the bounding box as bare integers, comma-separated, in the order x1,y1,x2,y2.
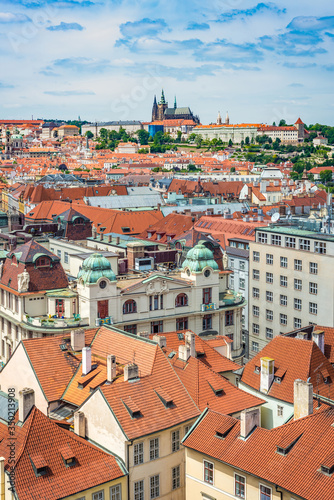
155,388,174,408
30,455,48,477
276,433,303,456
215,420,236,439
122,396,141,418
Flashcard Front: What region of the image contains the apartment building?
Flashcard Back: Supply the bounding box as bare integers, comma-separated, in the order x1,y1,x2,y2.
249,225,334,356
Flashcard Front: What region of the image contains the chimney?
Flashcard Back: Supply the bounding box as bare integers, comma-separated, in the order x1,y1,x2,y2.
82,347,92,375
116,236,120,245
92,225,97,239
108,234,112,243
153,335,167,348
185,331,196,357
107,354,116,382
312,330,325,353
71,328,85,351
240,407,260,439
19,388,35,422
124,363,139,381
74,411,86,438
179,344,190,362
260,357,274,394
294,379,313,420
100,233,103,241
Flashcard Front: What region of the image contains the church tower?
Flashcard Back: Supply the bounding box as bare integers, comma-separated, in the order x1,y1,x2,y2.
225,111,230,125
157,89,168,121
217,111,222,125
152,95,158,122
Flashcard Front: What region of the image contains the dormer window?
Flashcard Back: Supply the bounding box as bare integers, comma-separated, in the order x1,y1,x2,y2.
254,366,261,374
35,257,51,268
30,455,48,477
60,445,76,467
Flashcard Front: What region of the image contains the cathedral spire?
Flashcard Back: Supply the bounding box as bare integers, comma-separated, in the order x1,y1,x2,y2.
174,96,177,109
160,89,166,104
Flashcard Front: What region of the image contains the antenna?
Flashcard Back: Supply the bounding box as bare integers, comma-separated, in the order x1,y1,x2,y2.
271,212,280,223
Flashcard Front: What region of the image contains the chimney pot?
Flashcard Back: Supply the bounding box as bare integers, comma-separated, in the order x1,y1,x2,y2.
108,234,112,243
74,411,86,438
294,379,313,420
107,354,116,383
260,357,274,394
124,363,139,381
185,331,196,357
19,388,35,422
82,347,92,375
116,237,120,245
71,328,85,351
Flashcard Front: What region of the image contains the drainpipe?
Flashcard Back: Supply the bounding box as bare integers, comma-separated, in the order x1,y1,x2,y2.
127,440,133,500
275,485,283,500
0,457,5,500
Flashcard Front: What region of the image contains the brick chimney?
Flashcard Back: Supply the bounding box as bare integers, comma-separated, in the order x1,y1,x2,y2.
312,330,325,354
74,411,86,438
260,357,274,394
179,344,190,362
107,354,116,383
240,407,260,439
185,331,196,358
124,363,139,381
19,388,35,422
294,379,313,420
71,328,85,351
82,347,92,375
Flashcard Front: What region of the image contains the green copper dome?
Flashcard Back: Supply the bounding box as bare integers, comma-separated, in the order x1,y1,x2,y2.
182,243,219,273
77,253,116,284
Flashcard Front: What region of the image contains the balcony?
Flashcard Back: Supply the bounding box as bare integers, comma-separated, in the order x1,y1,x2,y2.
201,303,217,312
23,314,89,329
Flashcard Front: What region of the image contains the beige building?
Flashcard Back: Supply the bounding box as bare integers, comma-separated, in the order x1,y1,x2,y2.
55,124,80,137
248,225,334,356
81,121,143,137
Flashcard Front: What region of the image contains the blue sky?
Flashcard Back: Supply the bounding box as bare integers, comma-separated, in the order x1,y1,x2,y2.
0,0,333,125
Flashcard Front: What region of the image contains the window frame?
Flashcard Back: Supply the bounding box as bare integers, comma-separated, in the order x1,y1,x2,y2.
235,473,246,499
110,484,122,500
172,465,181,490
260,484,272,500
134,480,144,500
266,272,273,284
134,442,144,466
280,256,287,268
266,253,273,265
149,437,159,461
203,459,214,485
171,429,180,453
150,474,160,500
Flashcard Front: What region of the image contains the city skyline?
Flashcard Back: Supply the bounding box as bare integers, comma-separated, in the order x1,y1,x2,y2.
0,1,333,125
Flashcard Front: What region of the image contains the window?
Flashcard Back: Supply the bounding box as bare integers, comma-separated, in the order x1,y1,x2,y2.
253,251,260,262
294,318,302,329
172,465,180,490
35,256,51,268
280,294,287,306
64,252,69,264
280,257,287,268
310,262,318,276
294,298,302,311
258,232,267,243
294,259,302,271
239,278,245,290
175,293,188,307
57,249,61,258
92,492,104,500
252,341,259,353
309,302,318,315
134,480,144,500
265,273,273,285
184,425,190,436
309,282,318,295
266,310,273,321
285,236,296,248
239,261,245,271
204,460,214,484
294,279,302,291
230,258,234,269
280,313,287,325
277,405,284,417
230,275,234,289
235,474,245,498
151,321,163,334
280,275,287,287
253,287,260,299
134,442,143,466
299,239,310,251
149,295,163,311
260,485,271,499
110,484,121,500
253,269,260,280
253,323,259,335
150,475,159,500
271,235,281,246
203,288,212,305
266,327,273,339
315,241,326,254
266,291,273,302
172,430,180,453
266,253,273,265
123,300,137,314
123,324,137,335
203,315,212,330
56,299,64,318
225,311,234,326
176,317,188,331
253,306,259,317
150,438,159,460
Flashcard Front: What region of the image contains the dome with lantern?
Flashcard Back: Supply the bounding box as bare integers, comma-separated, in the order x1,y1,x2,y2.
77,253,116,284
182,242,219,273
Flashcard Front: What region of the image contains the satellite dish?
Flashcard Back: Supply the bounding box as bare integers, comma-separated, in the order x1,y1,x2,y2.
271,212,280,223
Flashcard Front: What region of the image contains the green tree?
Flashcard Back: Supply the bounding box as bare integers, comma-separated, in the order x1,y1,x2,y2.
85,131,94,139
230,166,235,173
137,129,150,145
245,136,250,145
228,139,233,147
176,130,182,142
319,169,333,184
279,119,287,127
99,128,108,140
194,134,203,147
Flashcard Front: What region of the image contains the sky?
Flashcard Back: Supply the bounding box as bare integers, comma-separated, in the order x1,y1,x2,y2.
0,0,333,125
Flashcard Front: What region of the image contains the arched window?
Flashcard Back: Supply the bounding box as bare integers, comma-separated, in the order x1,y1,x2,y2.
35,256,51,268
175,293,188,307
123,299,137,314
